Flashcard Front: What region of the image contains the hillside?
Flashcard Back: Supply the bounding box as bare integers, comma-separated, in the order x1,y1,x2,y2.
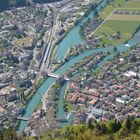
29,116,140,140
1,116,140,140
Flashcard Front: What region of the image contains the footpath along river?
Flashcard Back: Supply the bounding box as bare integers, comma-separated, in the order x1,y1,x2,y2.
17,0,140,132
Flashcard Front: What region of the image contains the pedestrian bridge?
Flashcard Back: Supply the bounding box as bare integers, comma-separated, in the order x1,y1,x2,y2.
47,73,69,81
17,117,29,121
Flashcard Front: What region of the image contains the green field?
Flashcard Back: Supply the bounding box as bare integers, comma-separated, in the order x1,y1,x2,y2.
100,0,140,19
100,0,126,19
122,1,140,8
14,36,34,48
94,0,140,46
95,20,139,46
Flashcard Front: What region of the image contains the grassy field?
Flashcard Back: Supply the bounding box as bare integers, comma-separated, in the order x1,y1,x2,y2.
94,0,140,46
109,14,140,21
121,1,140,8
100,0,126,19
95,20,140,46
15,36,34,47
100,0,140,19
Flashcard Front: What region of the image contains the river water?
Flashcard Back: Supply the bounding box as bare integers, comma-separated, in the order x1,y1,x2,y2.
55,0,107,61
56,30,140,126
17,0,140,133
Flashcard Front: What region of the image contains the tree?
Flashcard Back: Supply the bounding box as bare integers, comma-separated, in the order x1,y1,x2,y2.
94,9,99,17
116,120,121,131
130,55,137,62
125,116,132,130
95,122,108,136
118,127,129,137
107,0,110,5
2,128,18,140
113,46,117,52
130,121,137,134
107,119,121,133
36,51,42,60
88,118,96,129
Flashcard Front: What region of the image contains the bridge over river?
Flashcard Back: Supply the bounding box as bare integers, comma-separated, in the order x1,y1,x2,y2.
17,117,29,121
17,0,140,133
47,73,70,81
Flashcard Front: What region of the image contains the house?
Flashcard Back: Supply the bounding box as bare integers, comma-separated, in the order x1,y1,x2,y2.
124,71,137,77
6,93,17,102
19,53,33,62
116,95,130,104
77,97,86,104
91,107,104,118
88,98,98,106
2,24,15,30
112,33,120,39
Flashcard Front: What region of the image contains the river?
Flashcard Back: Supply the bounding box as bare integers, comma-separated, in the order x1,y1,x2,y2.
55,0,107,61
17,0,140,133
56,30,140,126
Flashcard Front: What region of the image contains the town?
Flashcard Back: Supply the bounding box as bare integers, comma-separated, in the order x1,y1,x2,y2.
0,0,100,132
0,0,140,137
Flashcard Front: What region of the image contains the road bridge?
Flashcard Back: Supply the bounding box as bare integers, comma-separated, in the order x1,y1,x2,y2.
17,117,29,121
47,73,69,81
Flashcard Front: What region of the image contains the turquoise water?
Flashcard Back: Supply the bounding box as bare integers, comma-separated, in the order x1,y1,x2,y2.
55,0,107,61
18,47,115,132
17,77,56,132
17,0,140,132
55,30,140,127
18,29,140,133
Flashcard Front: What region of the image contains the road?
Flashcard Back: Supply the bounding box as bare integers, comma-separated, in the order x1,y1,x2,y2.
89,9,115,38
44,13,60,71
33,7,59,86
40,9,59,73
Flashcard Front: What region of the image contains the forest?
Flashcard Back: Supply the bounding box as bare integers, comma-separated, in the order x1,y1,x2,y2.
1,116,140,140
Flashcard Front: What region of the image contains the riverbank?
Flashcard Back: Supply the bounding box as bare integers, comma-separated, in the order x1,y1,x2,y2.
54,0,108,62
17,29,140,134
17,0,140,134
